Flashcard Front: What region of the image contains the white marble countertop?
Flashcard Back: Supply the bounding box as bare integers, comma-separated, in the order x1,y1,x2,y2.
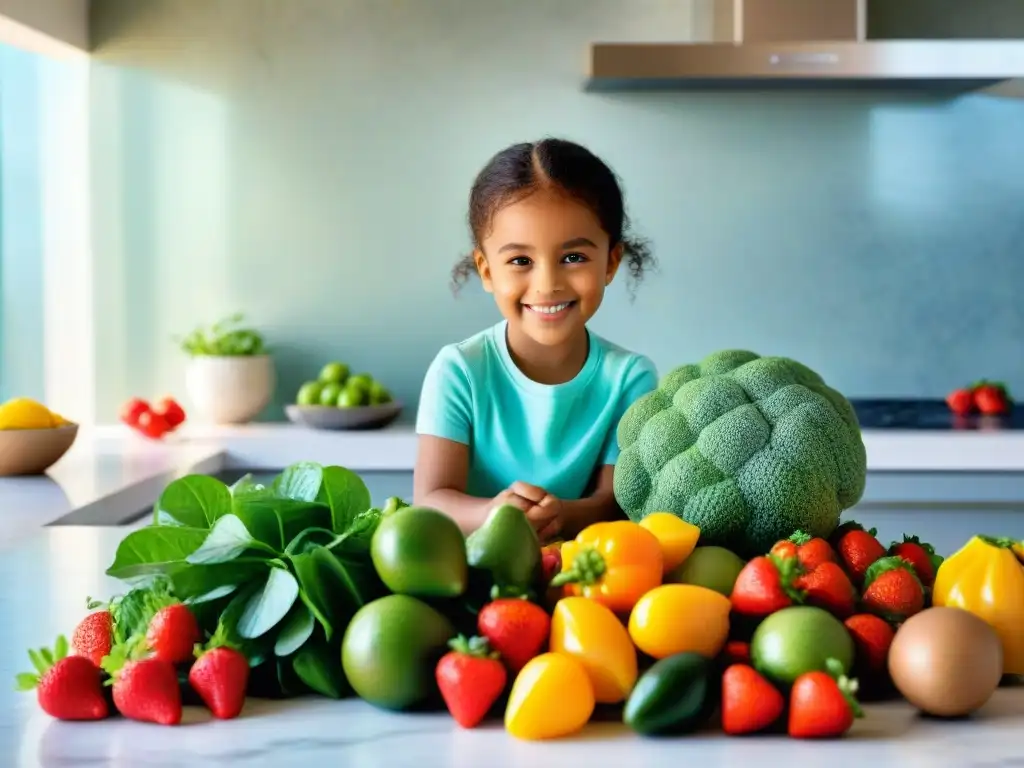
2,521,1022,767
1,421,1024,553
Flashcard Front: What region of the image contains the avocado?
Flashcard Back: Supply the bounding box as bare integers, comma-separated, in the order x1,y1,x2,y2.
341,594,455,711
465,504,542,592
370,506,468,598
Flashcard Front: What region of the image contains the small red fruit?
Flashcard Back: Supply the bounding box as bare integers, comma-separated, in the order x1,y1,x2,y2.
435,635,507,728
540,547,562,583
972,381,1012,416
146,603,201,664
888,534,942,587
795,561,857,619
730,555,805,617
477,597,550,674
153,396,187,428
135,410,171,440
844,613,895,675
120,397,151,427
788,658,863,739
861,556,925,624
720,640,751,667
16,635,109,721
945,388,974,416
722,663,785,736
831,522,887,585
71,608,113,667
189,640,250,720
787,530,838,571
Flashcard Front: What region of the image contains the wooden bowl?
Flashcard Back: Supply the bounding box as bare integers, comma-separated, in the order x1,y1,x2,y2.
284,402,403,431
0,423,79,476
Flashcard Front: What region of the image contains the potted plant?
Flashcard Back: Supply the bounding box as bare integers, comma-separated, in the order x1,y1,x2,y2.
177,313,275,425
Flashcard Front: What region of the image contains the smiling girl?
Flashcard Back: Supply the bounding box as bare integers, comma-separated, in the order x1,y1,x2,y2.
413,138,658,541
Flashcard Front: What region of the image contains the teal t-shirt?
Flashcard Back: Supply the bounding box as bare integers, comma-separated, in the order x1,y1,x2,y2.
415,321,658,501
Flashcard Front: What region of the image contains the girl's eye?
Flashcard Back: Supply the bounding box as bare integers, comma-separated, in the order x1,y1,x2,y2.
509,256,531,267
563,252,588,264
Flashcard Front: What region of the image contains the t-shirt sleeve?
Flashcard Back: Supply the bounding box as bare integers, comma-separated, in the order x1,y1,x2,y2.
601,354,659,465
415,346,473,445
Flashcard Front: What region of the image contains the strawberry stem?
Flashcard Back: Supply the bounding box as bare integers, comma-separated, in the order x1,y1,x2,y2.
788,530,812,545
824,657,863,719
14,635,70,692
769,554,807,603
863,555,922,591
447,634,500,660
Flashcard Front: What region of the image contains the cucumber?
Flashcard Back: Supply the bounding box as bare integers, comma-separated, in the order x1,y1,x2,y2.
623,652,718,736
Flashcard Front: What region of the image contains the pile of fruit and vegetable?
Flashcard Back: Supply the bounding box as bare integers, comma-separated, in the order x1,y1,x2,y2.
16,350,1024,741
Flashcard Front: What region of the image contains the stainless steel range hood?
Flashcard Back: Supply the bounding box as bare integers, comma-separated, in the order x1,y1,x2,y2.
586,0,1024,91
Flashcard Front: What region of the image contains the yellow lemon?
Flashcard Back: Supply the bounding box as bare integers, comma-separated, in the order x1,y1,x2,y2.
0,398,57,430
638,512,700,572
628,583,731,660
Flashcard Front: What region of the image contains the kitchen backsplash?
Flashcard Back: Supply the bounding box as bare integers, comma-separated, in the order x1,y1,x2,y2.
39,1,1024,418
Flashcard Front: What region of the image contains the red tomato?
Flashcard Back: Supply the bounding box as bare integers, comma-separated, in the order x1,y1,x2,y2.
153,397,186,429
135,410,171,440
120,397,151,427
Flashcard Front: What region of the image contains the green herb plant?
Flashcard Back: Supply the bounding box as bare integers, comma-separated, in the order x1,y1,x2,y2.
103,461,392,699
176,313,267,357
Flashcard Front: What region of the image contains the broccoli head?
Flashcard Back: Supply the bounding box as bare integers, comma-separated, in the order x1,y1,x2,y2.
613,349,867,557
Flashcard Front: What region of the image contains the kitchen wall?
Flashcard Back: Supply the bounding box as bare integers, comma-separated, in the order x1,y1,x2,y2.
0,43,45,403
85,0,1024,422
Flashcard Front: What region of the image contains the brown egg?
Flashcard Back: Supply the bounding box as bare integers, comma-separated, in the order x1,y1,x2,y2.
888,606,1003,717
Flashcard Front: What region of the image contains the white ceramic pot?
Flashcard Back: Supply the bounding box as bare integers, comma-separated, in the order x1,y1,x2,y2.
184,354,276,425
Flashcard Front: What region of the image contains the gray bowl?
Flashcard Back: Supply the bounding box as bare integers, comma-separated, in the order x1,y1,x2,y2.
284,402,403,431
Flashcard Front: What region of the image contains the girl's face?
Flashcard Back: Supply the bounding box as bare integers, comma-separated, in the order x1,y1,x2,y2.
474,188,622,351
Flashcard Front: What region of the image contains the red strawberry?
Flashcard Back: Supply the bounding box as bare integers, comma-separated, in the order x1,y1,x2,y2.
15,635,109,721
189,642,250,720
720,640,751,666
844,614,895,675
435,635,507,728
787,530,838,571
146,603,201,664
722,663,786,735
861,556,924,623
119,397,151,427
788,658,863,738
730,555,805,617
71,609,113,667
888,534,942,587
831,522,886,585
103,640,182,726
945,388,974,416
769,538,798,560
972,381,1012,416
795,561,857,619
477,597,550,673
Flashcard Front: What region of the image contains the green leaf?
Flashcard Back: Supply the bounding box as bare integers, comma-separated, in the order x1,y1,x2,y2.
330,509,381,553
105,526,208,581
186,514,273,565
230,473,272,499
273,462,324,502
285,527,338,556
276,500,333,548
317,466,371,533
273,603,315,657
292,642,349,699
168,559,270,602
289,551,335,639
153,475,231,528
232,497,286,551
14,673,39,691
236,567,300,639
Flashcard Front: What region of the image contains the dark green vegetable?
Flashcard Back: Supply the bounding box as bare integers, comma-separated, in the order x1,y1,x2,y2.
102,460,388,699
465,504,542,593
370,506,468,598
623,652,718,736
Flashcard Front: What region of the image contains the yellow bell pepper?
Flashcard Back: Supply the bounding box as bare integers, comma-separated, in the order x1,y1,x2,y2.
932,535,1024,675
638,512,701,573
628,584,732,660
550,596,638,704
504,652,595,740
550,520,663,614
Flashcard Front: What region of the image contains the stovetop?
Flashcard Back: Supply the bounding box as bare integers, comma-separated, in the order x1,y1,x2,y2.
850,398,1023,431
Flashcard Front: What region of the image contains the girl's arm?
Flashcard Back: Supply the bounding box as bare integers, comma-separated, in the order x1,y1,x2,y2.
413,435,494,534
560,465,626,538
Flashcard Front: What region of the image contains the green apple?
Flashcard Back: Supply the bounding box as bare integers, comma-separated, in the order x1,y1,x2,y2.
319,361,350,385
337,381,368,408
368,381,392,405
319,382,343,406
296,381,323,406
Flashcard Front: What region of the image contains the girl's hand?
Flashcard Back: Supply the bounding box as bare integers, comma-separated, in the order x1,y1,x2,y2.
509,481,562,542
